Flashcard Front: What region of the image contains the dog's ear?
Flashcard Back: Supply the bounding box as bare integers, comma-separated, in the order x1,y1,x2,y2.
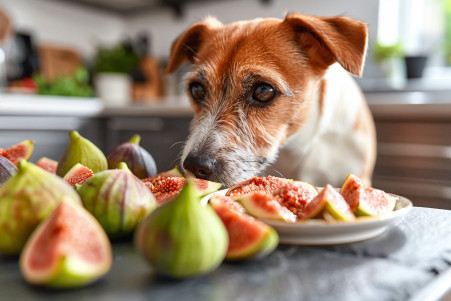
283,14,368,76
165,17,222,74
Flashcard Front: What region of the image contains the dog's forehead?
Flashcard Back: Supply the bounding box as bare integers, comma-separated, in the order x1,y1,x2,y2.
195,18,290,71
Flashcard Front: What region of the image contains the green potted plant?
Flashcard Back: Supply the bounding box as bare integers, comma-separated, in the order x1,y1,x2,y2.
444,0,451,65
93,42,139,106
373,41,405,88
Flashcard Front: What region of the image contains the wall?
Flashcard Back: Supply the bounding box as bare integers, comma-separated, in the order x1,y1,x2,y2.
0,0,126,57
0,0,381,76
125,0,381,77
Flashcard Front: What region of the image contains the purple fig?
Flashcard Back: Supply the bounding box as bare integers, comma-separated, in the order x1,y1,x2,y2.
0,156,17,187
77,162,157,239
107,134,157,179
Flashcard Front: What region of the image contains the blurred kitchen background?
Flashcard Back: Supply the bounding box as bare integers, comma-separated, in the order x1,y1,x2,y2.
0,0,450,209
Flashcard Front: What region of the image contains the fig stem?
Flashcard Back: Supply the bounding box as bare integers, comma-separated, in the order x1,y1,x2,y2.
69,131,81,141
17,159,28,172
117,162,131,172
129,134,141,145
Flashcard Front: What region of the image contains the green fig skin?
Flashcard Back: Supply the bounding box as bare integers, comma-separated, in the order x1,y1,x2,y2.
57,131,108,177
0,160,81,255
135,180,228,278
77,162,157,239
107,134,157,179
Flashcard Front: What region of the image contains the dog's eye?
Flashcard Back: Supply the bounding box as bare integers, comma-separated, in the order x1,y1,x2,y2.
190,82,206,103
252,84,276,102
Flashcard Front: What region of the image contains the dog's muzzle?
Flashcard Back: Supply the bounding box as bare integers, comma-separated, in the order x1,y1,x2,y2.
182,153,217,180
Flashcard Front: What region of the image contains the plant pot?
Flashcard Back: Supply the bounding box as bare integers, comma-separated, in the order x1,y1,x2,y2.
94,73,131,106
404,56,428,79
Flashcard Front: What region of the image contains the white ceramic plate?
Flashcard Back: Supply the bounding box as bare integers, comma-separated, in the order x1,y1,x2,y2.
201,189,413,245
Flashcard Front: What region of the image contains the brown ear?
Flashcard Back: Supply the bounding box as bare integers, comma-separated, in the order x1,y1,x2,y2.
165,17,222,74
283,14,368,76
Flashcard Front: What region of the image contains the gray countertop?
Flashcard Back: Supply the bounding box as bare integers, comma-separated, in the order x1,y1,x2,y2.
1,207,451,301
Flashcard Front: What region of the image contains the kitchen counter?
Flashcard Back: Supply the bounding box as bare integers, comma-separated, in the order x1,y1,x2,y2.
2,90,451,118
1,207,451,301
366,91,451,120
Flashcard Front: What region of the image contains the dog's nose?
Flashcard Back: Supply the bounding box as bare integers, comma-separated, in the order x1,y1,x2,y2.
183,154,215,180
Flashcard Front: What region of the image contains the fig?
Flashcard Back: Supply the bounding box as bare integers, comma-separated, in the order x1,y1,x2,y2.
340,174,364,211
236,191,297,222
20,197,112,289
142,175,221,205
63,163,94,186
0,160,81,255
56,131,107,177
226,176,293,198
210,194,279,261
77,162,156,239
340,174,397,216
107,134,157,179
354,188,397,216
272,181,318,217
35,157,58,174
300,185,355,221
0,139,34,165
156,166,183,177
0,155,17,187
135,179,228,278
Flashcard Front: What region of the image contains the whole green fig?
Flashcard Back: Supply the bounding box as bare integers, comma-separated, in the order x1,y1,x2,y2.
57,131,107,177
77,162,157,239
107,134,157,179
0,160,81,255
135,179,228,278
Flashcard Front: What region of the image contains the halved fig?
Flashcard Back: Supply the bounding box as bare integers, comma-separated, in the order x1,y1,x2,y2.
272,181,318,217
142,175,221,205
300,185,355,221
226,176,292,198
340,174,397,216
35,157,58,174
20,197,112,289
354,188,397,216
0,140,34,166
210,194,279,261
63,163,95,187
235,191,297,222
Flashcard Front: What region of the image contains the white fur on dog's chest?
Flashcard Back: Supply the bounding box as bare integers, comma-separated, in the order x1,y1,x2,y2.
268,64,365,186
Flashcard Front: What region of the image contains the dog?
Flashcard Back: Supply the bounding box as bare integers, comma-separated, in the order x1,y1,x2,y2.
165,14,376,188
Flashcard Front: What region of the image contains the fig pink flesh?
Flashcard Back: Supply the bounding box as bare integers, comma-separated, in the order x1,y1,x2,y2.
27,201,108,271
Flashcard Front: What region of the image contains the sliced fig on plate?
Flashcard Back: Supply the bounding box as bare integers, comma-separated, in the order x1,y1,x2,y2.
272,181,318,216
226,176,292,198
20,197,112,289
354,188,397,216
340,174,364,211
340,174,397,216
210,194,278,260
235,191,297,222
300,184,355,221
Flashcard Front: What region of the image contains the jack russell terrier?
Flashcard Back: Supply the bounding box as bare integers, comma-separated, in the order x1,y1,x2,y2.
165,14,376,188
